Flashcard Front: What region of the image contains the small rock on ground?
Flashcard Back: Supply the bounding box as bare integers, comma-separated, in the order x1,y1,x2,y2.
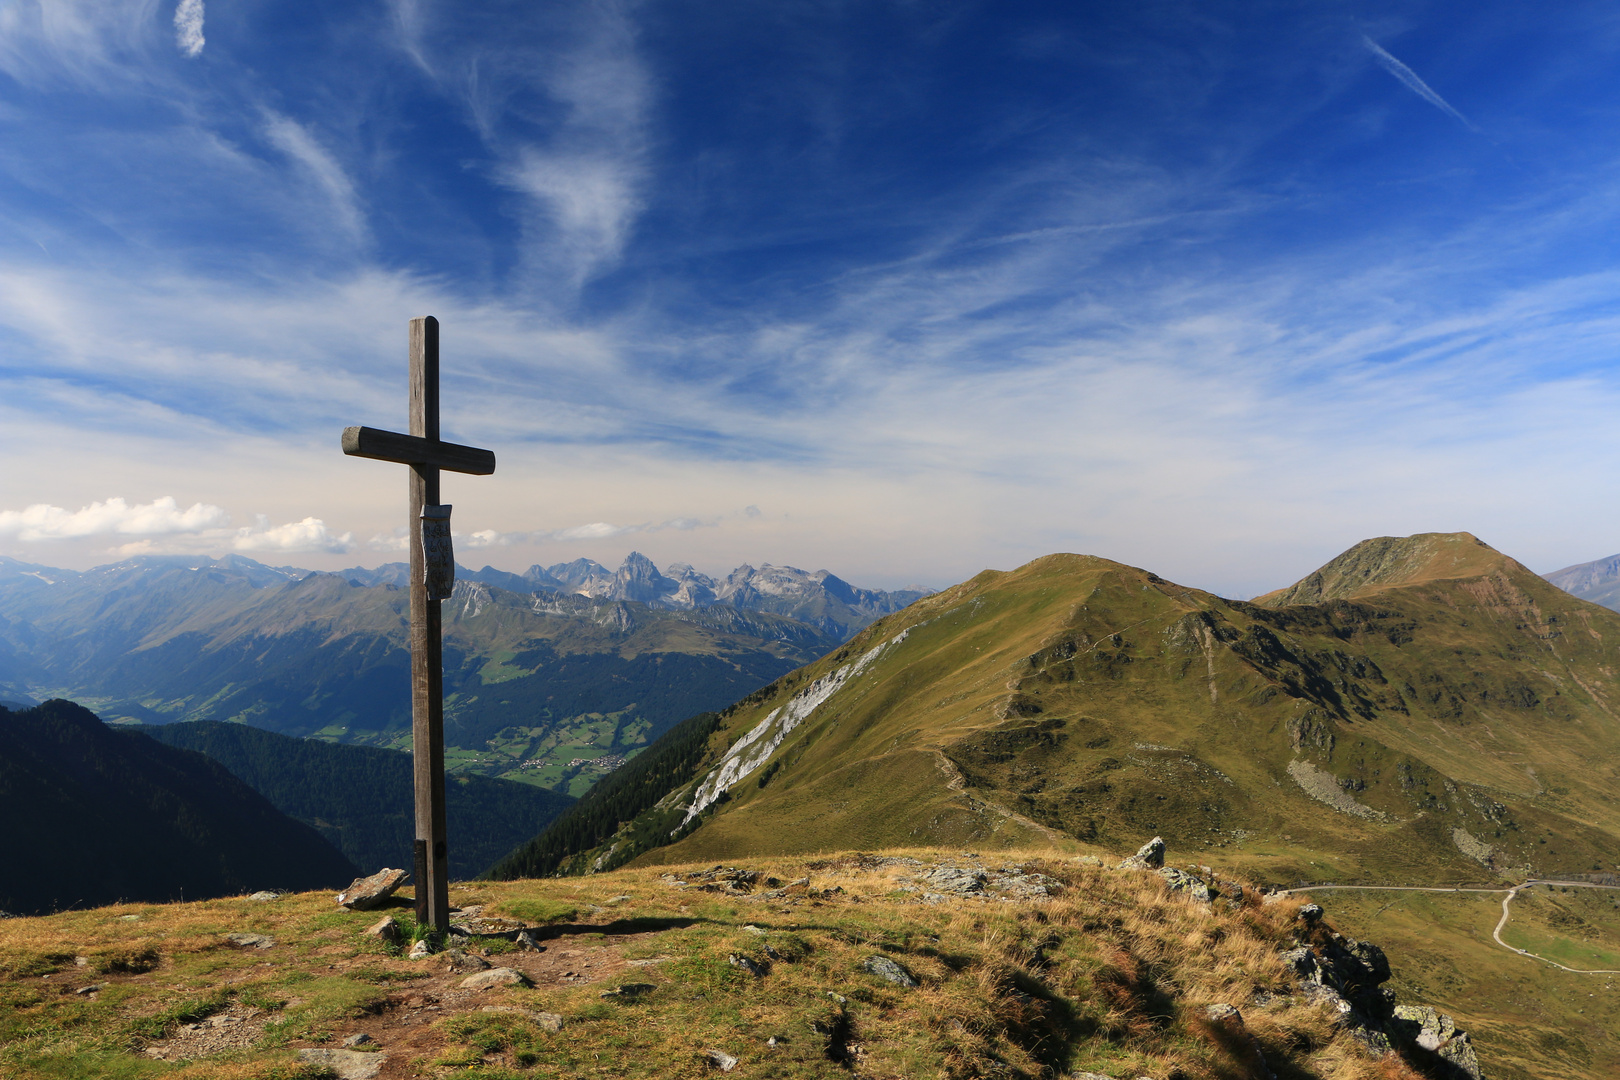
600,983,656,999
363,916,401,944
225,932,275,949
861,954,919,988
704,1048,739,1071
342,1033,375,1048
297,1048,386,1079
246,891,283,902
460,967,531,990
729,954,766,977
442,949,491,973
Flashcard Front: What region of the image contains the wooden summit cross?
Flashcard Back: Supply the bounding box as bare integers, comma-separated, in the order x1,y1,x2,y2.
341,316,495,932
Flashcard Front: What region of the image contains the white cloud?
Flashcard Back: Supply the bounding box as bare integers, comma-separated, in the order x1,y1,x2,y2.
174,0,204,58
0,497,227,541
502,150,642,281
234,515,352,554
1362,35,1477,132
262,111,366,240
0,498,351,556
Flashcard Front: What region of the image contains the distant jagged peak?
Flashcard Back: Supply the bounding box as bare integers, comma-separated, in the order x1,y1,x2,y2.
1257,531,1522,607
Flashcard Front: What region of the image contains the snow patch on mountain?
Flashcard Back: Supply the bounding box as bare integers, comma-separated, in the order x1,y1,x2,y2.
676,629,911,831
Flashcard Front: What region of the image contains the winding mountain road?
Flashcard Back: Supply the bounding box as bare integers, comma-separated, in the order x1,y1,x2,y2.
1279,880,1620,975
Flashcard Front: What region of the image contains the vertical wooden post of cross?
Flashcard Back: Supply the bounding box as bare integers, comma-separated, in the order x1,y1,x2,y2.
408,317,448,931
341,316,496,933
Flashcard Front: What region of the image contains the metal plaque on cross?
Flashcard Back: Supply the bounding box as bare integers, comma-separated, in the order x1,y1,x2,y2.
421,504,454,600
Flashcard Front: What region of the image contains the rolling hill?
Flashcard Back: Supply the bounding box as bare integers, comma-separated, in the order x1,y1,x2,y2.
495,532,1620,890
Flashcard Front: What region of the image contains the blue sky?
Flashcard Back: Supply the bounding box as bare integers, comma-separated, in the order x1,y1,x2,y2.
2,0,1620,597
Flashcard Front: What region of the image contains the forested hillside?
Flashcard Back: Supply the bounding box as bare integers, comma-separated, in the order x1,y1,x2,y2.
146,721,573,879
0,701,355,915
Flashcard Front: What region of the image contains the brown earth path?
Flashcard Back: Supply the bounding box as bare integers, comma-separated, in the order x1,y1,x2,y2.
1279,880,1620,975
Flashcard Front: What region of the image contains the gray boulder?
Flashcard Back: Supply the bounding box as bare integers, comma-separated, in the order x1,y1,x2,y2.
296,1049,386,1079
225,932,275,949
460,967,531,990
918,866,988,895
1119,836,1166,870
336,868,408,911
1158,867,1216,902
862,954,919,988
704,1048,739,1071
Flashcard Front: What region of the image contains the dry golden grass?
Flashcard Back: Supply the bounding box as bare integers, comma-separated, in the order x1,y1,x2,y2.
0,849,1449,1080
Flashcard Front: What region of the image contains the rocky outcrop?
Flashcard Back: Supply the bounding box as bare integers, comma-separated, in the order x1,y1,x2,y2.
1277,916,1480,1077
1118,836,1165,870
1391,1005,1483,1080
1116,836,1483,1079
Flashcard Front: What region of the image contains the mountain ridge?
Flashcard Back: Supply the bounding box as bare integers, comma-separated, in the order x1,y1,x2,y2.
500,533,1620,892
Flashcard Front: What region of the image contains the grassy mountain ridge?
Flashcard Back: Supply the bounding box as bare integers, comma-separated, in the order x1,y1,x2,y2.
525,533,1620,890
0,842,1483,1080
0,700,356,916
144,721,574,879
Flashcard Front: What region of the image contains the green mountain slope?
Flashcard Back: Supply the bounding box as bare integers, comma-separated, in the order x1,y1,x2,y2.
0,701,357,915
504,532,1620,887
144,721,573,879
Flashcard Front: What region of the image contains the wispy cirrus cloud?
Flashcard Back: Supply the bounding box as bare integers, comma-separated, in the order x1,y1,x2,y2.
262,111,367,242
1362,35,1478,132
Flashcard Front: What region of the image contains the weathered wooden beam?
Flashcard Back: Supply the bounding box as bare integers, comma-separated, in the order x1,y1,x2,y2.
341,425,496,475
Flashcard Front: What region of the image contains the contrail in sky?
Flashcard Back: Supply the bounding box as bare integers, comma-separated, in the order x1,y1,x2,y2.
1362,35,1478,132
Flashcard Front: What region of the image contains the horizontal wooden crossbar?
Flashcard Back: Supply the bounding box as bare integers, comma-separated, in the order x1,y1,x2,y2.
341,426,496,475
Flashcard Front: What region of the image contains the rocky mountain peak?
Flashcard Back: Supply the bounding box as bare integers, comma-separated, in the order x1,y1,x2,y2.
1257,531,1519,606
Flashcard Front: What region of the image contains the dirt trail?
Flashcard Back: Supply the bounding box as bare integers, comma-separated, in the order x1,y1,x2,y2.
1279,879,1620,975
